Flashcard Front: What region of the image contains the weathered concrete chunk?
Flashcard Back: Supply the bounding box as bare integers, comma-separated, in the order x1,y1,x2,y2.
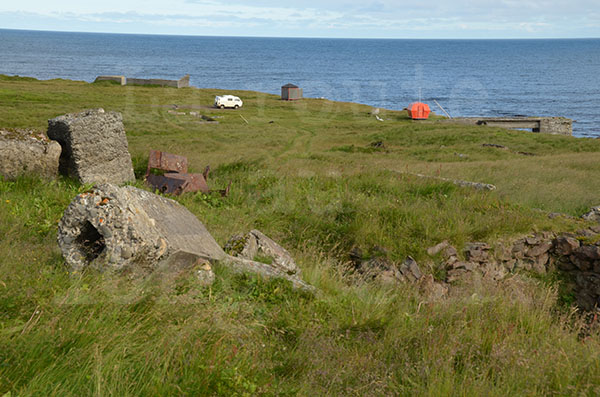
225,229,300,275
57,183,222,271
0,129,61,180
58,184,313,290
47,108,135,184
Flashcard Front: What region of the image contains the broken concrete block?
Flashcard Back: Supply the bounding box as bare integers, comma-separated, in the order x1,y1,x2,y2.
225,229,300,275
47,108,135,184
0,129,61,180
57,183,223,272
58,184,313,290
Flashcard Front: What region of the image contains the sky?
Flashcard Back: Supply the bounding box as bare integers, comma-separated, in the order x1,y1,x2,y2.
0,0,598,39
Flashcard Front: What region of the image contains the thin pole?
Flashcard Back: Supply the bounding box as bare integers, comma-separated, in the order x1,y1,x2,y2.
433,99,452,119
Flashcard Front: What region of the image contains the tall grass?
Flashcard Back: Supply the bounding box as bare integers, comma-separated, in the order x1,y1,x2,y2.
1,76,600,395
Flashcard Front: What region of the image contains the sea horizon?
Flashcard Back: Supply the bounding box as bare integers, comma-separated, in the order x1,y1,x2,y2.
1,28,599,137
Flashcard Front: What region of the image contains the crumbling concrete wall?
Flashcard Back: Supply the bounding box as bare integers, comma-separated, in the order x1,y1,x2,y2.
0,129,61,180
94,76,126,85
126,75,190,88
47,108,135,185
93,75,190,88
449,117,573,136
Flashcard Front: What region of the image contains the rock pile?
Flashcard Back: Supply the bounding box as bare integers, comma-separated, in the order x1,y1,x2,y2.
47,109,135,185
0,129,61,180
58,184,314,290
347,246,448,300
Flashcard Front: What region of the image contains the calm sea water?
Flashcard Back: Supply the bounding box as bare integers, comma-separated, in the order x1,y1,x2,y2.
1,29,599,137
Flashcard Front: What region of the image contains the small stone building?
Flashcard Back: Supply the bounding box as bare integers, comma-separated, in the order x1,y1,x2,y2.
281,83,303,101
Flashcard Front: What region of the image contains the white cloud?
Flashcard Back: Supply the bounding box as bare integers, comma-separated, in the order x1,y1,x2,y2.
0,0,598,37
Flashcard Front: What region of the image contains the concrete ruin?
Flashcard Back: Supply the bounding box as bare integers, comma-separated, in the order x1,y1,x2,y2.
448,117,573,136
58,184,314,290
93,75,126,85
225,229,301,276
94,75,190,88
0,129,62,180
47,108,135,185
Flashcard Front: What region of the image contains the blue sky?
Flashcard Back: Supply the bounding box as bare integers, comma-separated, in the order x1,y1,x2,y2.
0,0,598,38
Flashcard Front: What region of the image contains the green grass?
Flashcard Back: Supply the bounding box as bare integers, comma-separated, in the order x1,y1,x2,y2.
1,75,600,395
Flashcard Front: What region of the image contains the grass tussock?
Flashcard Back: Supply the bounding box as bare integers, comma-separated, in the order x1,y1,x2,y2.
1,76,600,395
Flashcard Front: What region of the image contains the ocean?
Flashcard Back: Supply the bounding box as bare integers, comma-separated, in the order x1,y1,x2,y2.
1,29,599,137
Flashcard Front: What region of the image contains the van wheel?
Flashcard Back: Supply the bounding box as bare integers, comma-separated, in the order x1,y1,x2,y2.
220,105,225,109
234,105,239,109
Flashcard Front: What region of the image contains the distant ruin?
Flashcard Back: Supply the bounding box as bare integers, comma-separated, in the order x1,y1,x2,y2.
449,116,573,136
94,74,190,88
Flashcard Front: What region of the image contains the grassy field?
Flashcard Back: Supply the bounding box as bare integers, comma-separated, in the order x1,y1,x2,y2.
1,75,600,395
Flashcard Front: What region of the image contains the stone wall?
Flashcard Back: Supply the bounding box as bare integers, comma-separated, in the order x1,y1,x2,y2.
437,226,600,311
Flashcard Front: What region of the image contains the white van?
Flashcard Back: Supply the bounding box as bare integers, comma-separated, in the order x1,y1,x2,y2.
214,95,243,109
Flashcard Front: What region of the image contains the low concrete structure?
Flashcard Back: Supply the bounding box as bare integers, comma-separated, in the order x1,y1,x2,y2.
449,117,572,136
94,76,126,85
127,74,190,88
93,75,190,88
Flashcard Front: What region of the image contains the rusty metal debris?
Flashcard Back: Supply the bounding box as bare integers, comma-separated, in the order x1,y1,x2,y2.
147,150,188,174
145,150,230,196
